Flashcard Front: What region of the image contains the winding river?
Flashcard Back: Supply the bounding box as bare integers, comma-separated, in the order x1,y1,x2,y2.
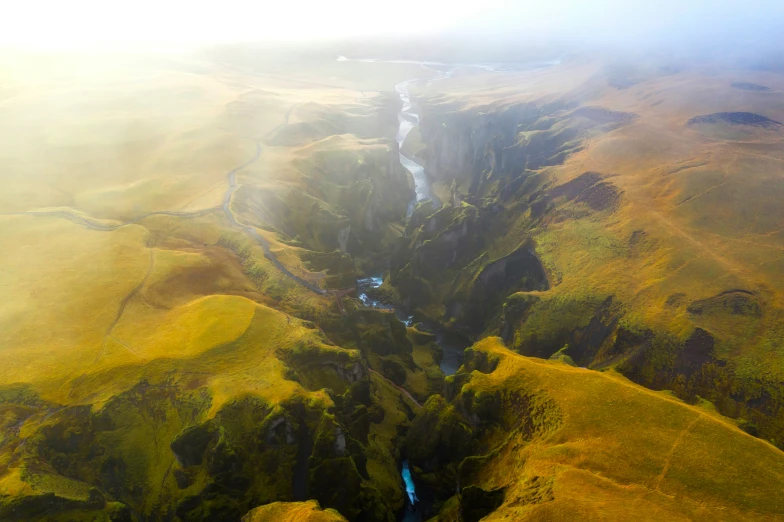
359,60,474,378
352,60,465,521
343,55,561,520
395,78,433,209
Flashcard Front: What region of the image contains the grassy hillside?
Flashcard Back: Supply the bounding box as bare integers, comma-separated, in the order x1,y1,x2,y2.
0,47,429,520
242,500,347,522
0,294,367,517
391,58,784,446
408,337,784,520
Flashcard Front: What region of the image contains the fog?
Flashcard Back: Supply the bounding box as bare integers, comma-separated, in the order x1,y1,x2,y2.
3,0,783,54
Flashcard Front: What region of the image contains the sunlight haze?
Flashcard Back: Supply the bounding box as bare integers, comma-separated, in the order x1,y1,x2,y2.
3,0,783,49
2,0,784,520
1,0,500,48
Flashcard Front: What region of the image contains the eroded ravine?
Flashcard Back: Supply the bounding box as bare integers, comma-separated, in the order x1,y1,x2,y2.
348,56,562,521
394,69,452,212
349,60,466,521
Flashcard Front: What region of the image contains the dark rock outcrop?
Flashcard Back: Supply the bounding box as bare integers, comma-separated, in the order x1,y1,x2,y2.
460,486,505,522
687,112,781,128
419,101,635,195
687,290,762,317
731,82,771,92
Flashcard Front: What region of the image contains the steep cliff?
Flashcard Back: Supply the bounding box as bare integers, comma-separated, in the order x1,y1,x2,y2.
0,304,406,521
405,338,784,521
390,61,784,449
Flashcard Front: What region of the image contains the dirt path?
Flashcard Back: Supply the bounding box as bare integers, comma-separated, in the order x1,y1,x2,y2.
369,368,422,408
648,208,749,282
654,415,701,490
68,247,155,398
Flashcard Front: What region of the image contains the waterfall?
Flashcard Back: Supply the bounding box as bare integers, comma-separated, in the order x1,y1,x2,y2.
401,460,418,506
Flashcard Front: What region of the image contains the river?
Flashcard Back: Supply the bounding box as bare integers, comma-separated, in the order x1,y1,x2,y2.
356,274,447,521
356,276,467,376
395,77,431,209
342,54,561,521
354,63,465,521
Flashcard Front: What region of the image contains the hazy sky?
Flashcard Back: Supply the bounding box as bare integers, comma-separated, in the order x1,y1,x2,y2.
2,0,783,49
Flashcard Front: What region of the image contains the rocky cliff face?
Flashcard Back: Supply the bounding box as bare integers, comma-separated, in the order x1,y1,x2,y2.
234,137,410,256
234,91,412,259
0,311,405,522
419,101,633,195
389,99,613,335
404,338,784,521
390,82,784,450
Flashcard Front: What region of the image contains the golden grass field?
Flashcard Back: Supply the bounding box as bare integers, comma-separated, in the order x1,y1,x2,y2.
454,337,784,520
0,47,425,407
242,500,347,522
0,48,433,519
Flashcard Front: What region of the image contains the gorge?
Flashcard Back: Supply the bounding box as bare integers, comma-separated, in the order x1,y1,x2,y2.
345,49,784,521
2,40,784,522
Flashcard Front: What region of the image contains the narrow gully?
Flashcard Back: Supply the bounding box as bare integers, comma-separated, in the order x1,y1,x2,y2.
360,68,461,520
356,275,465,376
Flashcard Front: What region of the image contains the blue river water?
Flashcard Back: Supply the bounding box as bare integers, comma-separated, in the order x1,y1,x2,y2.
402,460,418,505
357,273,465,522
356,276,466,376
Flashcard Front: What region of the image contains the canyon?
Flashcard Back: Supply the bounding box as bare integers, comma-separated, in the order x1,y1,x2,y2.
1,44,784,522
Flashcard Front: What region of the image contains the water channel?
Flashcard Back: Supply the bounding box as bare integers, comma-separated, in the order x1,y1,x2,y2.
342,55,560,520
357,62,464,521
